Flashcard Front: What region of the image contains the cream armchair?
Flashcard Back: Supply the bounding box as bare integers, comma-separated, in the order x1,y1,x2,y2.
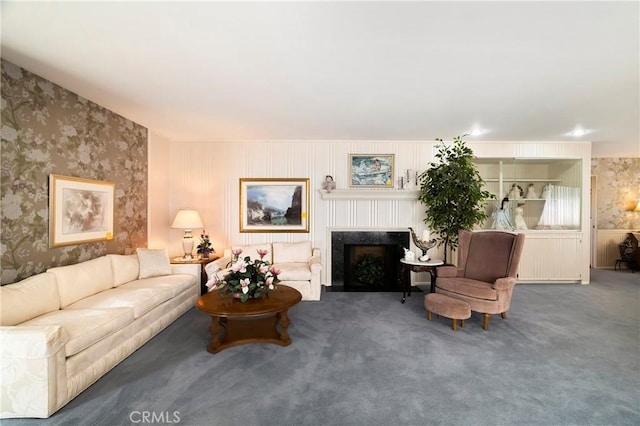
435,230,525,330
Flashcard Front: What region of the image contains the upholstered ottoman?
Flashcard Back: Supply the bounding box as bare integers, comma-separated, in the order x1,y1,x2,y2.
424,293,471,331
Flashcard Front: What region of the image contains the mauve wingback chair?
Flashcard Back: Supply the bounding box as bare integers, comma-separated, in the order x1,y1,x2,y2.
435,230,525,330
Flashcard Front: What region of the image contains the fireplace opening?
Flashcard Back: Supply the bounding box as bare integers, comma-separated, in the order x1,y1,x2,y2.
330,230,410,292
345,244,400,291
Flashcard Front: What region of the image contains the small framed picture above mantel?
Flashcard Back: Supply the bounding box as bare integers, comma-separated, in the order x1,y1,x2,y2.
349,154,395,188
49,174,115,247
239,178,309,233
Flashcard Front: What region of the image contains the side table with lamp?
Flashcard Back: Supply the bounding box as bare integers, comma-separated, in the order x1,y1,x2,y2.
170,209,219,294
171,209,204,260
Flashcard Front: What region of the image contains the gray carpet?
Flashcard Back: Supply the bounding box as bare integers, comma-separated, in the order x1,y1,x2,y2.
5,269,639,426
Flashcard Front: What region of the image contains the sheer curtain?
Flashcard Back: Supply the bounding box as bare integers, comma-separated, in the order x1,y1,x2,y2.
537,185,581,229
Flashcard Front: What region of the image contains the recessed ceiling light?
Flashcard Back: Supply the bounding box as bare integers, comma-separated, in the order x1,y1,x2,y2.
467,127,487,137
568,127,589,137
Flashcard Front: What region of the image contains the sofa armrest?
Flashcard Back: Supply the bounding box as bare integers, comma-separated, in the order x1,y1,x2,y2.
205,256,232,277
1,326,68,418
308,249,322,301
494,277,516,290
0,326,66,358
309,249,322,271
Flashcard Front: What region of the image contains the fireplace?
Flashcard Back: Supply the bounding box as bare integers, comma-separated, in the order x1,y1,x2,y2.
330,230,410,291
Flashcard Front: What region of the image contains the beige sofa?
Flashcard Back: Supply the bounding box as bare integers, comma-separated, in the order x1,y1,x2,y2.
206,241,322,301
0,250,198,419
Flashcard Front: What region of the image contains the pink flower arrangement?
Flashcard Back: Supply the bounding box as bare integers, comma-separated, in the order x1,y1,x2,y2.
206,248,280,302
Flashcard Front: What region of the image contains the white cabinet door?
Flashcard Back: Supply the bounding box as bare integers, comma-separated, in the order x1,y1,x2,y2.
517,232,583,282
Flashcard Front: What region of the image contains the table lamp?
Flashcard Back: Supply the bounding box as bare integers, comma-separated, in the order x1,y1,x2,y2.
171,209,204,260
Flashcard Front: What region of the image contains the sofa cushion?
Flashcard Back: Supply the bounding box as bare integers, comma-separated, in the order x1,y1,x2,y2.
231,243,272,264
118,274,196,298
108,254,140,286
0,273,60,326
64,287,174,319
273,263,312,281
436,277,498,301
20,308,134,357
48,256,114,308
136,248,171,279
272,241,312,264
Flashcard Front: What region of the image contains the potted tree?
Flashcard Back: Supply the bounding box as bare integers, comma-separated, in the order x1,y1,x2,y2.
417,136,493,263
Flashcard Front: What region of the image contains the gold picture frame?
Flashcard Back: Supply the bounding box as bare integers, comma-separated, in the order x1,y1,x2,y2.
239,178,309,233
49,174,115,247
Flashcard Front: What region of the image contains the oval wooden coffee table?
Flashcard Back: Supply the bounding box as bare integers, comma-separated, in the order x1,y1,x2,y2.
196,285,302,354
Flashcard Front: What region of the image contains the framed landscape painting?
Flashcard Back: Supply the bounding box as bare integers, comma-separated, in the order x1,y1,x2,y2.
239,178,309,233
349,154,395,188
49,174,115,247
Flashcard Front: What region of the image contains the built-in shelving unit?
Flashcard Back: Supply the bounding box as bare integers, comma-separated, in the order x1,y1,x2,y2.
468,142,591,284
475,158,583,232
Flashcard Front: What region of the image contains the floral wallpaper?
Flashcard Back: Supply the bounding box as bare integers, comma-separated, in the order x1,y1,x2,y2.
1,59,147,285
591,157,640,230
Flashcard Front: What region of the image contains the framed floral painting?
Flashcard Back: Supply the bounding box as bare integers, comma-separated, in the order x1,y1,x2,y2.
49,174,115,247
239,178,309,233
349,154,395,188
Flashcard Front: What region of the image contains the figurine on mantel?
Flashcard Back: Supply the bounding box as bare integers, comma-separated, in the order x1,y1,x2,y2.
322,175,336,193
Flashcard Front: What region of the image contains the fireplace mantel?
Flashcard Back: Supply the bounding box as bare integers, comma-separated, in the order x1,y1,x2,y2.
318,189,420,200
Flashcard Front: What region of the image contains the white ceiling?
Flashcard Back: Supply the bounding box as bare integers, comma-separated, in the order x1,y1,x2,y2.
2,1,639,157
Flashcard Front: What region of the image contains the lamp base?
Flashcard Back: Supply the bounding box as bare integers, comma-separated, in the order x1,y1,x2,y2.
182,231,194,260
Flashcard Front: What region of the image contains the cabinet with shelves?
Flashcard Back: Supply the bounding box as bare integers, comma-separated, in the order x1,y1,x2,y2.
466,143,590,284
475,158,583,232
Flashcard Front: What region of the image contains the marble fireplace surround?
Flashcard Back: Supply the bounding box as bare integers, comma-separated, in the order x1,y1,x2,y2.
326,228,410,287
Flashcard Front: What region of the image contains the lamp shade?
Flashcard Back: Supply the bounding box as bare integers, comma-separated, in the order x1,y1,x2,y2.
171,210,204,229
635,201,640,212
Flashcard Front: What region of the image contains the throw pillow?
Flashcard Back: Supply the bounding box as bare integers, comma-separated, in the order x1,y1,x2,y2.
137,248,171,279
273,241,312,263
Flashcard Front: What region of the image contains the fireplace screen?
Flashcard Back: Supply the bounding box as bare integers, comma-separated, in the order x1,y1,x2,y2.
345,244,401,291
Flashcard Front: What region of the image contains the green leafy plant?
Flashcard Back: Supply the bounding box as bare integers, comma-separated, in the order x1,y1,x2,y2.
353,255,385,286
418,136,493,262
